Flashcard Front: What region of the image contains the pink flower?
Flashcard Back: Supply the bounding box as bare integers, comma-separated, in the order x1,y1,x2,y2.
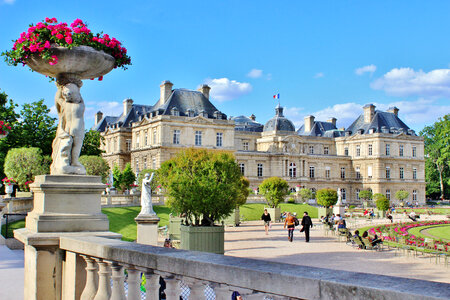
73,27,82,34
56,33,64,39
44,41,51,49
65,36,73,44
49,55,58,65
98,76,103,81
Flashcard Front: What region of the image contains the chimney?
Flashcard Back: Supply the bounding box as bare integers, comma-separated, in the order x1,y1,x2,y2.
198,84,211,100
159,80,173,105
250,114,256,121
95,111,103,126
123,98,133,115
387,106,399,116
363,104,375,123
327,117,337,127
304,115,315,132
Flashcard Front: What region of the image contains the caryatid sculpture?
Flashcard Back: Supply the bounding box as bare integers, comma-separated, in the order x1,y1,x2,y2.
139,172,156,216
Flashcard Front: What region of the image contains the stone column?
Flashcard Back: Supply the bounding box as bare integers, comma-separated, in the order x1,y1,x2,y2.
14,175,121,300
135,215,160,245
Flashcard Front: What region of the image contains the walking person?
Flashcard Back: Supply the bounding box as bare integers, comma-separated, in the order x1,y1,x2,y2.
261,209,272,235
284,212,295,242
300,211,313,242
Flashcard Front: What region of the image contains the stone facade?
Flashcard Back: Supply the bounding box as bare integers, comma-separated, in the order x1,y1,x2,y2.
95,81,426,204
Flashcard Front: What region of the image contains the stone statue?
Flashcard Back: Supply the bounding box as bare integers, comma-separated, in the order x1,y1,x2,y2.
139,172,156,216
337,188,342,205
50,75,86,175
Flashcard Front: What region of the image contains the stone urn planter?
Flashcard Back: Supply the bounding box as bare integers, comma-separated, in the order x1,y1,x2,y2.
26,46,114,176
180,225,225,254
5,184,13,195
265,207,281,222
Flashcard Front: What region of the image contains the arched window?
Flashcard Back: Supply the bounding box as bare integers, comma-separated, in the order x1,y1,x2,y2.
289,187,296,193
289,162,297,178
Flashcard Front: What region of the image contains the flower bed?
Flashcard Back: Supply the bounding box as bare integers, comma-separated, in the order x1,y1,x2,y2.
367,221,450,252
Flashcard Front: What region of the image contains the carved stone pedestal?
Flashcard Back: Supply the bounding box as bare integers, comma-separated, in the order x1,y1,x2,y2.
135,214,160,246
14,175,121,300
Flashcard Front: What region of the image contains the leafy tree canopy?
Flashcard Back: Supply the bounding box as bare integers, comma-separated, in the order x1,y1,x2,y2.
79,155,110,183
298,188,314,203
81,130,104,156
159,148,242,226
359,190,373,201
316,188,338,208
259,177,289,208
375,194,390,211
395,190,409,201
112,163,136,193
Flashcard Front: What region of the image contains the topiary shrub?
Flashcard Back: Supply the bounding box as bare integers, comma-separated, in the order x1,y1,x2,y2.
359,190,373,202
259,177,289,208
396,190,410,202
375,195,390,211
4,147,50,191
316,188,338,208
299,188,314,203
112,163,136,193
79,155,110,183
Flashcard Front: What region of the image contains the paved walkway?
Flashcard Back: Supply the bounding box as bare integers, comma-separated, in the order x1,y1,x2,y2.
224,220,450,284
0,244,23,300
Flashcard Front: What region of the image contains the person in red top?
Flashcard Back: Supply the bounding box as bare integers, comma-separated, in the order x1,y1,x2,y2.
284,212,296,242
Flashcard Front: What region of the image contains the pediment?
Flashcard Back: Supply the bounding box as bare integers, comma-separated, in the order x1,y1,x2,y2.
189,116,214,124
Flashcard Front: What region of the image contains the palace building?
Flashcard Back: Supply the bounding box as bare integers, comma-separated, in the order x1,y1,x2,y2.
94,81,426,204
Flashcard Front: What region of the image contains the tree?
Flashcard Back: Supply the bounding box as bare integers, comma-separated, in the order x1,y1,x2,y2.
298,188,314,203
420,115,450,199
15,99,56,156
159,148,242,226
4,147,50,191
316,188,338,208
259,177,289,208
375,194,390,212
359,190,373,202
81,130,104,156
0,90,20,180
112,163,136,193
79,155,110,183
395,190,409,202
236,177,250,207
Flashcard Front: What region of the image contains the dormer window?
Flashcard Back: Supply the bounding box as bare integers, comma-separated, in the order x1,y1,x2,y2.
213,111,222,119
171,107,179,116
200,110,208,118
186,109,195,117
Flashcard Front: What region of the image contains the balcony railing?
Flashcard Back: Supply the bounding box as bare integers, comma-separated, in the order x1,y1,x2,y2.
59,235,449,300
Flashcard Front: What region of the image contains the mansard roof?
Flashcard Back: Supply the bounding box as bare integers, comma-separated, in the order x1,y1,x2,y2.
297,121,343,137
263,106,296,132
346,110,415,135
152,89,227,119
232,115,264,132
93,104,153,132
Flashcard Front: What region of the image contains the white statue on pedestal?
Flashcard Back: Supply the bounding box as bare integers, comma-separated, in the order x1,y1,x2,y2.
337,188,343,205
139,173,155,216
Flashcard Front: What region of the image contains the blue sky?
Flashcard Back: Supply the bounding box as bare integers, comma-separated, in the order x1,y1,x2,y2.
1,0,449,131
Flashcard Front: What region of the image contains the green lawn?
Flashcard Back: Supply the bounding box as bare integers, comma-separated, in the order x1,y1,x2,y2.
408,224,450,242
2,203,318,241
398,208,450,215
0,219,25,238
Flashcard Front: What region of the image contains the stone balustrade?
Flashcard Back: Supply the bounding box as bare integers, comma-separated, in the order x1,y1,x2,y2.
59,235,449,300
101,194,165,207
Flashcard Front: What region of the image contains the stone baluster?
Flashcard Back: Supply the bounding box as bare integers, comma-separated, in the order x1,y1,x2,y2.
93,259,111,300
126,267,142,300
164,276,182,300
80,255,98,300
213,284,231,300
144,272,160,300
110,262,126,300
184,278,205,299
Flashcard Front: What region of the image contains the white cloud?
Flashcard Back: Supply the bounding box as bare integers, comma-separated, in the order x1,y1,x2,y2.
85,101,123,120
371,67,450,98
314,72,324,78
204,78,252,102
355,64,377,76
247,69,263,78
3,0,16,4
49,105,57,117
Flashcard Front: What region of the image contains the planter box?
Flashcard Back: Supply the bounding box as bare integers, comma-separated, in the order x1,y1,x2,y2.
168,216,183,240
374,208,386,218
223,208,240,226
318,207,333,218
265,207,281,222
15,191,32,198
180,225,224,254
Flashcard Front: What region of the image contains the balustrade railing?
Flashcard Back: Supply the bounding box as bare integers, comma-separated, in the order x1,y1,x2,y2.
58,235,449,300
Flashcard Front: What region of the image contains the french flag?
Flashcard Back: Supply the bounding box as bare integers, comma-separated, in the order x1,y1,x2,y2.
273,93,280,99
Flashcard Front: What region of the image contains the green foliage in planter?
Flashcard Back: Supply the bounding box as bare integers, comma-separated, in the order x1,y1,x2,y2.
287,196,296,204
159,148,243,226
359,189,373,201
316,188,338,208
259,177,289,208
79,155,110,183
4,147,49,191
375,195,390,211
236,177,250,207
395,190,409,201
112,163,135,193
299,188,314,203
137,169,160,191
